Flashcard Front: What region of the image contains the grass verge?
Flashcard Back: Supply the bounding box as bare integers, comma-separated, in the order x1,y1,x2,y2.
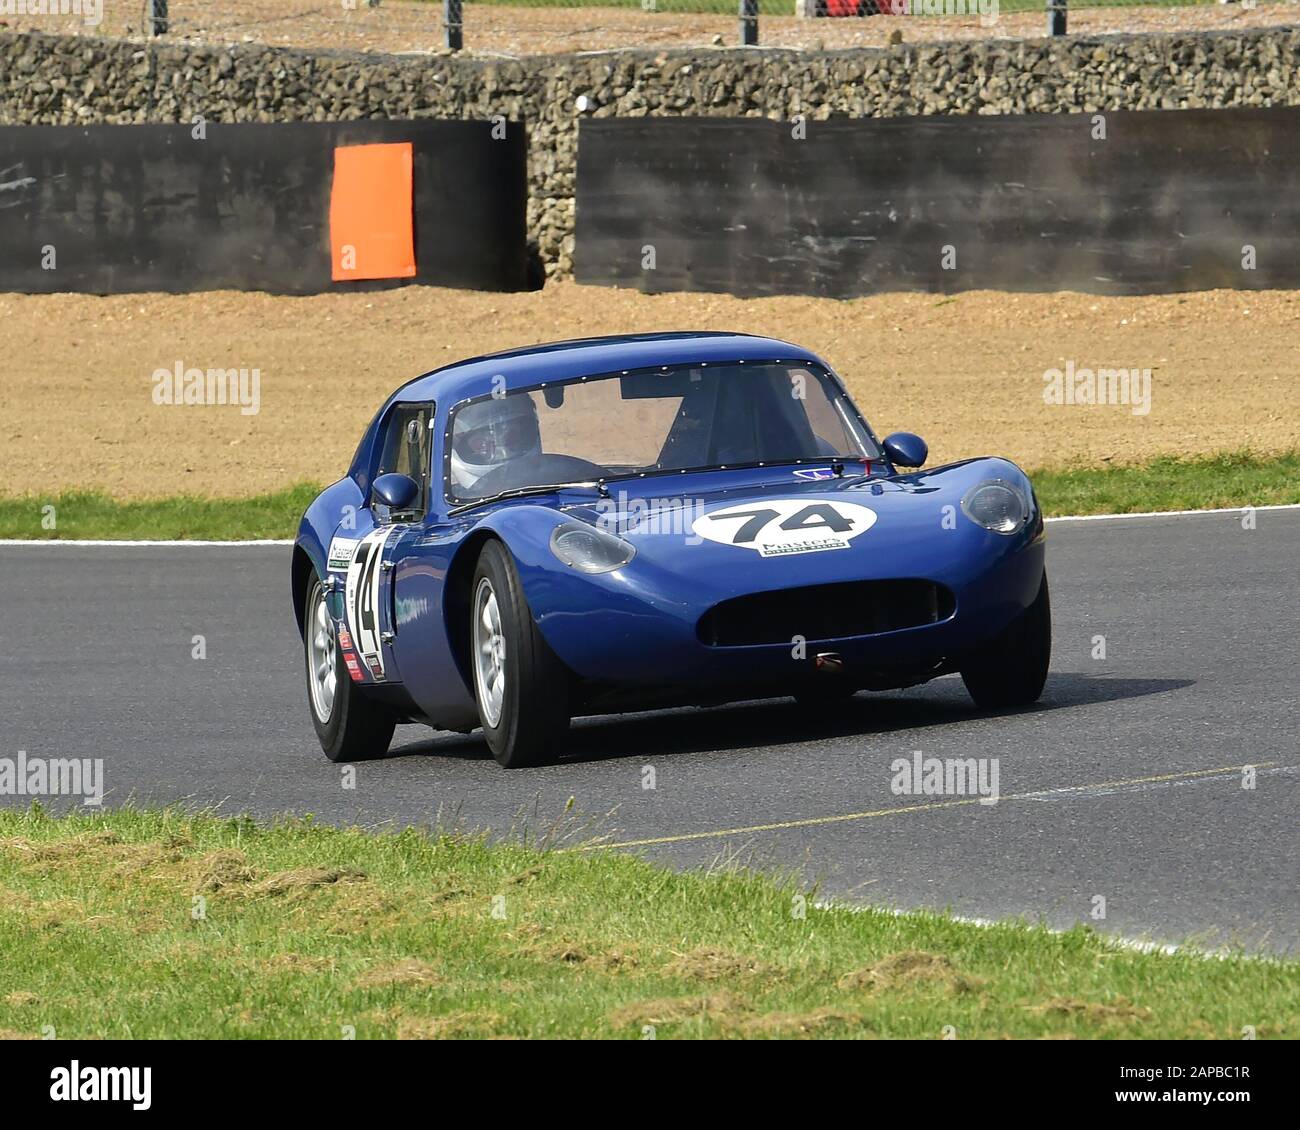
0,807,1294,1040
1029,450,1300,519
0,451,1296,541
0,484,320,541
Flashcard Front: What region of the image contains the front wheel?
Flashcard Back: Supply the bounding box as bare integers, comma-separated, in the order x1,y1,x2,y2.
471,540,571,768
960,571,1051,709
303,575,396,762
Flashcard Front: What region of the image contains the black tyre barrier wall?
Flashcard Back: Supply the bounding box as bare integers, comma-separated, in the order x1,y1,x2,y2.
575,110,1300,297
0,120,529,294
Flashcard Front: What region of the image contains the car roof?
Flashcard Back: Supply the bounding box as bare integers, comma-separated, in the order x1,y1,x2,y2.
391,331,825,408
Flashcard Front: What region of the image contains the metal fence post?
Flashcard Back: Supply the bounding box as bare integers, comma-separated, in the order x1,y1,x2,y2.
740,0,759,47
1047,0,1067,36
445,0,463,52
147,0,168,36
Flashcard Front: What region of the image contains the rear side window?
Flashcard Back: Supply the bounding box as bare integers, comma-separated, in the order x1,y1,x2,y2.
376,402,432,514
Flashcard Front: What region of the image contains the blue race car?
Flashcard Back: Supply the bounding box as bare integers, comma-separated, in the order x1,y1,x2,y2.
292,332,1049,768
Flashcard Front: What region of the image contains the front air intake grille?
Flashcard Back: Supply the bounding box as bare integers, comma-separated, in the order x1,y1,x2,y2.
698,580,955,648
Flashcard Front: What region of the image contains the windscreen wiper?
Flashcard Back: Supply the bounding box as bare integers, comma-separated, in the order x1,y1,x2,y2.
449,480,607,516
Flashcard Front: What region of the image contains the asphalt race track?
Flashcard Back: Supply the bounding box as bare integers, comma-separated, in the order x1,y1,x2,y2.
2,510,1296,953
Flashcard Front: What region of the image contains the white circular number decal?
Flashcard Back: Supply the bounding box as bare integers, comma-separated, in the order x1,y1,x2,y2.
692,499,878,557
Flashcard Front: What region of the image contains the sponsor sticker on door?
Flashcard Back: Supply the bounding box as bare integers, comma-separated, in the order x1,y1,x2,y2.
327,536,359,572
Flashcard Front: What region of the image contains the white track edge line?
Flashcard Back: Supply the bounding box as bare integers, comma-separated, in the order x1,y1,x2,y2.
811,902,1271,961
1045,502,1300,523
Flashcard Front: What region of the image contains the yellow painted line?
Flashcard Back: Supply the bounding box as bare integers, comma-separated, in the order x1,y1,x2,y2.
575,762,1277,852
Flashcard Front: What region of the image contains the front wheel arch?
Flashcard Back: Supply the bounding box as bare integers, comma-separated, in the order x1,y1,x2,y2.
443,529,503,693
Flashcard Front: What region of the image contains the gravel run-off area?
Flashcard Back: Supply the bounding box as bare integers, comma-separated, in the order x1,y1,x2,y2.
4,283,1297,498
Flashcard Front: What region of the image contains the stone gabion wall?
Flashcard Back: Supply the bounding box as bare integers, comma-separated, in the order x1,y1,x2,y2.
4,27,1299,278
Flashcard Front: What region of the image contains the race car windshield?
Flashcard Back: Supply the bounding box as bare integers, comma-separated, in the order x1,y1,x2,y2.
447,362,880,504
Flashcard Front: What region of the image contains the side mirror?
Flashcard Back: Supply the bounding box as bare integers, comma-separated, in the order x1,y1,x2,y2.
372,472,419,512
882,432,928,468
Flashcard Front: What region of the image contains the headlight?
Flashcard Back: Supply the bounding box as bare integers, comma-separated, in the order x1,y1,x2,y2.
961,480,1030,535
549,523,636,573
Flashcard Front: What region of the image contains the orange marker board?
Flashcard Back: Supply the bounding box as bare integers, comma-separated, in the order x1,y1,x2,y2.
329,142,416,282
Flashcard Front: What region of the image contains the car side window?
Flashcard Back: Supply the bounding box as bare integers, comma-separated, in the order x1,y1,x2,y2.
376,402,433,515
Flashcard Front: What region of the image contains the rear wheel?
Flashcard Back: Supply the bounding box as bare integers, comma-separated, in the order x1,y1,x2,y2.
303,575,396,762
960,571,1051,709
471,540,571,768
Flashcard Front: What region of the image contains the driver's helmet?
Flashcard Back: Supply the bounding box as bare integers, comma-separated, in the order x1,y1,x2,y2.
450,393,542,495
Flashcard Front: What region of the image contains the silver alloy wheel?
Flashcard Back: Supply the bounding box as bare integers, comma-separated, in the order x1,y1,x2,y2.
473,576,506,728
307,583,338,723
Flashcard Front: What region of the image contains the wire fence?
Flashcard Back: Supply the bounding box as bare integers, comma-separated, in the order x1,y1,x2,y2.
12,0,1295,57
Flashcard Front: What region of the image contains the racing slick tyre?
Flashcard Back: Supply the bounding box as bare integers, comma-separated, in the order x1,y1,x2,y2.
960,570,1051,709
471,539,571,768
303,574,397,762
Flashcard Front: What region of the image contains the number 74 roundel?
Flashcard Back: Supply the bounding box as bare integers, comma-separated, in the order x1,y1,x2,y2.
691,499,878,557
343,526,401,680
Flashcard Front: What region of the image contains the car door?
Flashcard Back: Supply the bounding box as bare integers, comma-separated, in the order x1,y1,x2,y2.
333,401,433,686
